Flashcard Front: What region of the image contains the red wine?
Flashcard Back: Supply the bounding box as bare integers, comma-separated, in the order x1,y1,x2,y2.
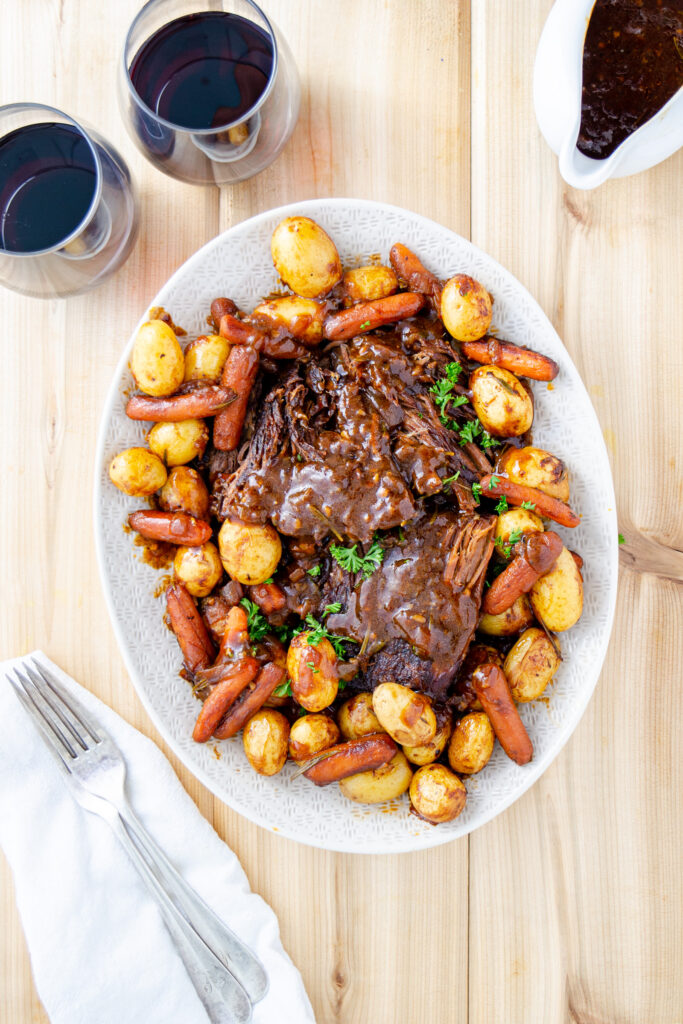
129,12,274,131
0,123,97,253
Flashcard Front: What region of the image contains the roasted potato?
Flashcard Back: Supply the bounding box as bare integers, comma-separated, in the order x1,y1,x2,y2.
218,519,282,585
448,712,495,774
372,682,437,747
109,447,167,496
403,711,453,766
495,508,544,551
158,466,210,519
530,546,583,631
243,710,290,776
339,750,412,804
409,764,467,823
337,692,382,740
478,594,534,636
131,319,185,397
504,627,561,702
343,265,398,302
470,366,533,438
271,216,342,298
288,713,340,763
252,296,325,344
183,334,230,383
497,445,570,502
147,418,209,466
173,542,223,597
440,274,492,341
286,632,338,712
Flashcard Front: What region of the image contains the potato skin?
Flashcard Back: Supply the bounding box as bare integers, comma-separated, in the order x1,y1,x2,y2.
131,320,185,397
173,542,223,597
286,632,339,712
470,365,533,438
109,447,167,496
409,764,467,823
498,446,570,502
478,594,534,636
252,296,325,344
339,750,413,804
448,712,495,774
183,334,230,383
372,682,437,746
530,546,583,632
243,710,290,776
158,466,210,520
440,274,492,341
495,508,544,551
337,692,382,740
271,216,342,298
148,418,208,466
504,627,561,702
403,711,453,766
343,265,398,302
218,519,282,585
288,713,340,763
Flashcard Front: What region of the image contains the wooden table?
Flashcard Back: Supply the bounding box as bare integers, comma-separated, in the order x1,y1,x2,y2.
1,3,681,1021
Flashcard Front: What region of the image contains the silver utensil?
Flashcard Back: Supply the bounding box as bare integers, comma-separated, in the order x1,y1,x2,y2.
6,658,269,1024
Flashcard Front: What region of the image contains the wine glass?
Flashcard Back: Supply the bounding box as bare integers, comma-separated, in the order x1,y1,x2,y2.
118,0,301,186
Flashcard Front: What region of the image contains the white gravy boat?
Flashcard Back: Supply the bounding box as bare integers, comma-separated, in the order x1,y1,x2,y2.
534,0,683,190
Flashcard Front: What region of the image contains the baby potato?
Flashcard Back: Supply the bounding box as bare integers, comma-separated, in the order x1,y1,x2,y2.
109,447,167,496
372,682,437,747
470,365,533,438
243,710,290,776
530,546,583,632
478,594,534,636
174,542,223,597
498,445,570,502
440,274,492,341
286,632,339,712
288,713,340,763
158,466,210,519
147,418,209,466
339,751,413,804
131,319,185,397
448,712,495,774
403,711,453,766
252,296,325,344
218,519,282,585
409,764,467,824
343,265,398,302
495,508,544,551
504,627,561,702
271,216,342,298
183,334,230,383
337,692,382,740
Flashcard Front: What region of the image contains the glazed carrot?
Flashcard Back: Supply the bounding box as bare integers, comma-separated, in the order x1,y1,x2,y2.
166,582,216,673
201,594,233,643
219,313,267,348
479,475,580,528
213,345,260,451
483,531,563,614
389,243,442,309
192,659,260,742
303,734,398,786
323,292,425,341
209,297,238,332
128,511,212,546
216,604,251,661
472,664,533,766
460,338,559,381
213,662,286,739
126,385,235,422
248,582,287,616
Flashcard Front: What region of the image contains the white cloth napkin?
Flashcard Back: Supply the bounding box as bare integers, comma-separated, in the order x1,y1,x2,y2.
0,652,316,1024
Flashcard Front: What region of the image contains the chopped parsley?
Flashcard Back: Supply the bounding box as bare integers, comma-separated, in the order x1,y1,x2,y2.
441,471,460,492
495,496,509,514
359,320,371,329
322,602,342,617
239,598,270,642
480,430,500,449
330,537,384,580
471,481,482,505
306,661,320,674
429,362,466,428
488,475,500,490
273,679,293,697
299,614,347,659
307,564,322,578
618,533,625,545
458,419,482,445
494,527,524,559
521,500,536,511
263,577,274,584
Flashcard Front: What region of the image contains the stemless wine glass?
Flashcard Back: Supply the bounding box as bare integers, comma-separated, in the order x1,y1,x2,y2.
118,0,300,186
0,104,138,299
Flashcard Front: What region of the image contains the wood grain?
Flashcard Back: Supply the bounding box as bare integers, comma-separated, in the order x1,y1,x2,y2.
1,2,681,1023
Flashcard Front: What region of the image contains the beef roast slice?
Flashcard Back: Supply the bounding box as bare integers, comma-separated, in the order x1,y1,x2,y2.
324,510,496,702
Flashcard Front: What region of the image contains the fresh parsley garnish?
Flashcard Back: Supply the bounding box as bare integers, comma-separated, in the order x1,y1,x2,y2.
359,320,371,329
239,598,270,642
322,602,342,617
330,537,384,580
471,481,482,505
441,471,460,492
521,500,536,511
306,661,320,674
618,532,625,545
273,679,293,697
494,527,524,559
488,475,500,490
299,615,347,659
429,363,466,428
307,564,322,578
263,577,274,584
458,419,482,445
480,430,499,449
445,361,463,383
495,496,509,514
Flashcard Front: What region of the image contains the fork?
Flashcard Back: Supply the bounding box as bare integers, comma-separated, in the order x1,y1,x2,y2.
7,658,269,1024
